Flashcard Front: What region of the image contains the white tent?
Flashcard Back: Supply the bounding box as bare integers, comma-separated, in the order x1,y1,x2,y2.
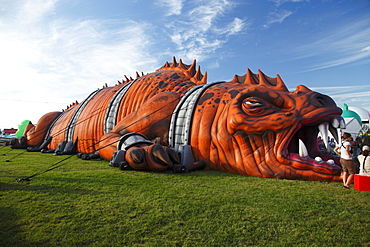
341,104,362,138
349,106,370,124
342,117,362,138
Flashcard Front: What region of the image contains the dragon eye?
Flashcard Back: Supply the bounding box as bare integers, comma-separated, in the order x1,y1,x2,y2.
244,100,263,106
242,97,276,116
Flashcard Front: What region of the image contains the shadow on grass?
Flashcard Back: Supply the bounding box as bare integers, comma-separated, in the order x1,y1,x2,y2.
0,204,28,246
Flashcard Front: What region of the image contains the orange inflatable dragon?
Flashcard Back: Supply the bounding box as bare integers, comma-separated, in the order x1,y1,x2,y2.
13,58,345,181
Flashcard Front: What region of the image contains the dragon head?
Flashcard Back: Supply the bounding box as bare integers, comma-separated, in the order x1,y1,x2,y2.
194,69,343,181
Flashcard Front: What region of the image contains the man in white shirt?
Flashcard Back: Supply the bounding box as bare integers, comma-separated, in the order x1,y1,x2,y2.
357,145,370,176
334,132,356,189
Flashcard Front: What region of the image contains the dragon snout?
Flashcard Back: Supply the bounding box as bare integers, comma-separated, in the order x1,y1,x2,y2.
312,93,337,108
294,85,338,108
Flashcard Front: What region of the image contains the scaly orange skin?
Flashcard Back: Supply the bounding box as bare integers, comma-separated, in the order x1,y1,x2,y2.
190,83,341,181
20,58,342,181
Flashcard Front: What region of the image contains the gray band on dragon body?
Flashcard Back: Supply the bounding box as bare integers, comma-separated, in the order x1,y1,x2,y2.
104,79,136,134
168,81,226,151
65,89,103,142
44,107,74,141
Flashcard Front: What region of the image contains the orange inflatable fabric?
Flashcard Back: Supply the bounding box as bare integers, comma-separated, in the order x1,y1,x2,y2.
12,57,344,182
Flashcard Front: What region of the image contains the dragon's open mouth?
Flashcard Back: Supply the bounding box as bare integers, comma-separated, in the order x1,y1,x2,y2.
285,115,345,171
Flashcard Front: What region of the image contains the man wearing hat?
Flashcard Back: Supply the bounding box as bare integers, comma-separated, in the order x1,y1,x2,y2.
357,145,370,176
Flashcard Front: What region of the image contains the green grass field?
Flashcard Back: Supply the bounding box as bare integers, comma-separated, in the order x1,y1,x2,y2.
1,146,369,246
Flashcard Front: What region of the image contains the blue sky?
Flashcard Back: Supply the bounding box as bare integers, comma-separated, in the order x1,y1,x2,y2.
0,0,369,129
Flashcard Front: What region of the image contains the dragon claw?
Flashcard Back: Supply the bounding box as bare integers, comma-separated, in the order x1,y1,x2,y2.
128,147,145,164
125,144,178,172
151,144,172,166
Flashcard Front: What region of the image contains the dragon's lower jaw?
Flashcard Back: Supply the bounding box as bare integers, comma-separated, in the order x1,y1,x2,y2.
283,115,345,176
288,153,341,174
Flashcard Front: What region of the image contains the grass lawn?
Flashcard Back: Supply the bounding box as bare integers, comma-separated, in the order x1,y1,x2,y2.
1,146,369,246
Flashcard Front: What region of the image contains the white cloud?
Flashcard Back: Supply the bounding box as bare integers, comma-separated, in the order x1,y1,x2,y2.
0,2,160,129
263,9,292,28
311,85,370,112
362,46,370,52
16,0,58,23
165,0,245,61
270,0,309,6
155,0,184,16
291,18,370,72
225,17,246,36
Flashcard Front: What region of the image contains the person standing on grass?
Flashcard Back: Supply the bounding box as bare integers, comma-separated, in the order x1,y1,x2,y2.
334,132,356,189
357,145,370,176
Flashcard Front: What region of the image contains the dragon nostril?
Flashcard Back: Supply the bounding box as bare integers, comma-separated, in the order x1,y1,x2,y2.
314,94,336,107
317,96,326,106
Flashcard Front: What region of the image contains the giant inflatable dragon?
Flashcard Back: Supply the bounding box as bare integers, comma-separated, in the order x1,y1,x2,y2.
12,58,345,181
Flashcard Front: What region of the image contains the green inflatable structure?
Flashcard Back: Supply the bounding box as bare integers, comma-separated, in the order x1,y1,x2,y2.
15,120,31,138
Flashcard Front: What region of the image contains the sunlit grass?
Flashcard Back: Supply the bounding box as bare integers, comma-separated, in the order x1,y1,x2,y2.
1,146,369,246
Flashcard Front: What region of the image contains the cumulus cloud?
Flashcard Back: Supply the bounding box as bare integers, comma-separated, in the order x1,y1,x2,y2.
0,1,160,128
0,17,157,97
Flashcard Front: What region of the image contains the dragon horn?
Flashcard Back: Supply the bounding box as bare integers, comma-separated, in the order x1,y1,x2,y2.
232,68,289,92
276,74,289,92
258,70,270,85
245,68,258,84
178,59,187,70
201,71,208,84
188,59,197,77
172,56,177,66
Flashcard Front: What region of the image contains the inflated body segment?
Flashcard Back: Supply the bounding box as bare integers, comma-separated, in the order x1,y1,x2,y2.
18,58,343,181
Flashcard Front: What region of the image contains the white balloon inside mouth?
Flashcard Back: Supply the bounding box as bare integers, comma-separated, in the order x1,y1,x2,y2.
315,156,323,162
327,159,335,165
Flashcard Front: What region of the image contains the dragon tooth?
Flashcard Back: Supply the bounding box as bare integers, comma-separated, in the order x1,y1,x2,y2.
299,139,309,157
318,122,330,153
339,117,346,129
337,128,342,143
331,118,340,128
329,124,339,144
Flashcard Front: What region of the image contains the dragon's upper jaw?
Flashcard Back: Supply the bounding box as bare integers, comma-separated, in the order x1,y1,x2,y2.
283,115,345,172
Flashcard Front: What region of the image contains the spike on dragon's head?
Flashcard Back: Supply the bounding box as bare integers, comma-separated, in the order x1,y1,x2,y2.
231,69,289,92
158,57,207,85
